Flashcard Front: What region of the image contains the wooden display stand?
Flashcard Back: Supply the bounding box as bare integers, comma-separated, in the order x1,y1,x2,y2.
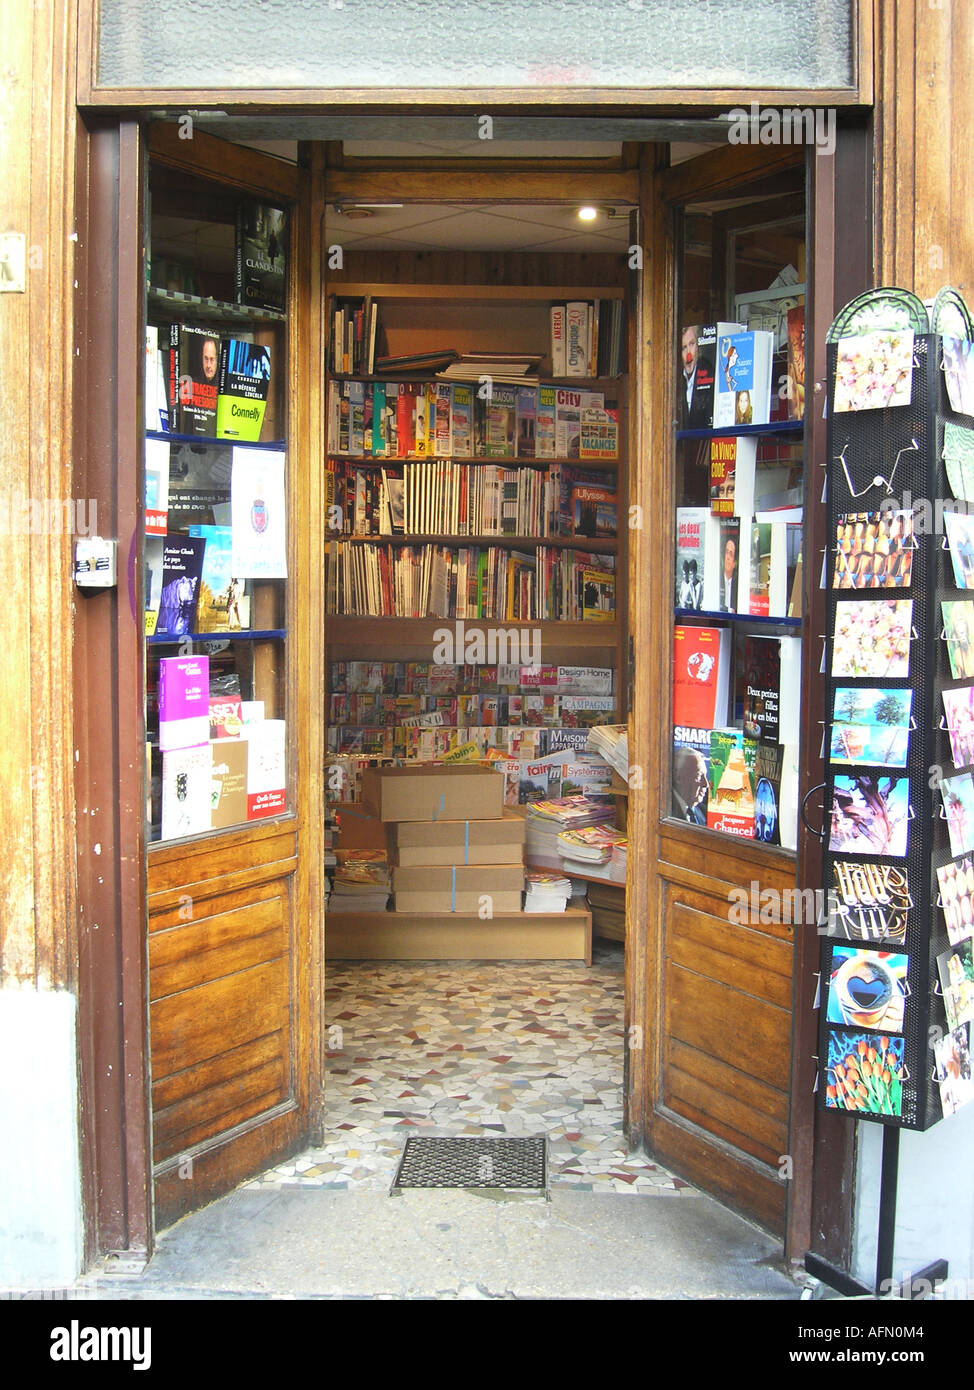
325,906,592,963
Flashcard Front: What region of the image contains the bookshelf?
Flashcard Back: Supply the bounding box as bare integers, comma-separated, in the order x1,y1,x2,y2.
670,207,806,854
323,263,628,947
144,159,291,844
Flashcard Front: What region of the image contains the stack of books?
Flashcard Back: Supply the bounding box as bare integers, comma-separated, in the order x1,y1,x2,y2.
330,850,392,912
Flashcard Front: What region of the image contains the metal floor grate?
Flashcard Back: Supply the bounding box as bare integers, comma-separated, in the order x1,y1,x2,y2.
392,1136,547,1191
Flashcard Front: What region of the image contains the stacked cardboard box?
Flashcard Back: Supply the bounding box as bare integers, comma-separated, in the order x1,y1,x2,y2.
362,765,525,913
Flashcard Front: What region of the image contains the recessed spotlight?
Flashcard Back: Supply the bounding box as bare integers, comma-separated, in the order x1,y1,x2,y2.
577,206,599,222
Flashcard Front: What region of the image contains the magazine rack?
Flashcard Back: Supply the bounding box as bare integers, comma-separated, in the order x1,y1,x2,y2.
804,305,968,1296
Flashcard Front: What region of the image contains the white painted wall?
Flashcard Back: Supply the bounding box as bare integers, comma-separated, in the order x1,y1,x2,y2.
0,989,82,1288
854,1107,974,1295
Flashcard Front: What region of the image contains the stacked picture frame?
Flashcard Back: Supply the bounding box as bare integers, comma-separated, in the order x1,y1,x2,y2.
817,286,974,1133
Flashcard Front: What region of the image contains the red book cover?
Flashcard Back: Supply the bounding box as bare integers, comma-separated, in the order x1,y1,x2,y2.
672,625,730,730
397,385,416,457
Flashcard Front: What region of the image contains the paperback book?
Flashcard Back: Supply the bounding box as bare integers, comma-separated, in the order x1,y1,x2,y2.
712,329,774,429
236,201,287,313
706,729,756,837
216,338,271,442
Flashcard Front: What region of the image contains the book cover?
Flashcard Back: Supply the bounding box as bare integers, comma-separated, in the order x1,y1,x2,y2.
486,384,517,458
188,524,251,633
144,535,164,636
679,324,745,430
155,536,206,638
216,338,270,442
161,744,213,841
158,655,210,753
578,406,618,461
536,385,556,459
572,485,617,539
434,381,452,457
210,737,249,830
753,739,784,844
176,324,221,436
550,306,566,377
713,329,775,429
716,517,741,613
675,506,720,611
672,624,731,730
555,388,582,459
709,434,757,520
581,567,615,621
246,718,286,819
451,385,473,458
786,305,805,421
748,519,793,617
565,302,590,377
516,386,537,459
371,381,387,457
707,728,756,838
742,635,784,745
209,692,244,739
236,201,287,313
144,437,170,536
672,724,710,825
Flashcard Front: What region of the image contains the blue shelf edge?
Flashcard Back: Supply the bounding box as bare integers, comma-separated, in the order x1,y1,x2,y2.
675,420,804,441
674,607,802,627
147,628,287,644
145,430,286,450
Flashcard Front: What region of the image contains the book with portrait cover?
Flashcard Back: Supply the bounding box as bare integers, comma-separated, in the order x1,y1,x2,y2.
235,202,288,313
672,624,731,730
173,324,221,436
216,338,270,442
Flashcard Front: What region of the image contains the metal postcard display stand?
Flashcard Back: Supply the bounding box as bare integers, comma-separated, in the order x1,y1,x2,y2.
802,288,974,1299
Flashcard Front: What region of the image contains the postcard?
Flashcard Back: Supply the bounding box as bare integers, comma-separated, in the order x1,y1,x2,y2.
830,861,910,943
943,509,974,590
942,685,974,769
941,772,974,857
943,420,974,502
824,1029,905,1116
943,601,974,679
833,330,914,413
936,857,974,946
943,336,974,417
833,510,914,589
831,599,912,679
831,687,911,768
827,946,907,1032
937,939,974,1032
829,774,910,857
934,1023,974,1117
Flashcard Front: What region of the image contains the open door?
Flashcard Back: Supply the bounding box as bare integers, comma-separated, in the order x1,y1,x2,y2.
142,126,322,1229
635,142,811,1235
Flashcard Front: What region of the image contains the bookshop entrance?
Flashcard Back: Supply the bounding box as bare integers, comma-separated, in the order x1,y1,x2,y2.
79,112,858,1261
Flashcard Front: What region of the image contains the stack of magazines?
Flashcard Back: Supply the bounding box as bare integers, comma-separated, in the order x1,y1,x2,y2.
556,825,628,879
523,871,573,914
525,794,616,869
585,724,628,782
330,850,391,912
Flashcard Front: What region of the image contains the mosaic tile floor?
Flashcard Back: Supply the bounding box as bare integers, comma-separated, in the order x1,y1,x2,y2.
248,941,697,1196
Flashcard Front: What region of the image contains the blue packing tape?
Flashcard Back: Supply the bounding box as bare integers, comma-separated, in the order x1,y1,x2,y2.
432,792,445,822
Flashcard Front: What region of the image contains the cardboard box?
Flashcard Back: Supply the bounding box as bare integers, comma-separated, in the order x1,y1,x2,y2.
393,812,526,866
393,863,524,913
362,764,505,823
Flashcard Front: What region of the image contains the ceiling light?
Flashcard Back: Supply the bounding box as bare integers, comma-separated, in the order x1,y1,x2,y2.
577,206,599,221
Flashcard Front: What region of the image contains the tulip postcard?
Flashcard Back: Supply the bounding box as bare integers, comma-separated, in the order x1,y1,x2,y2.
825,1029,905,1116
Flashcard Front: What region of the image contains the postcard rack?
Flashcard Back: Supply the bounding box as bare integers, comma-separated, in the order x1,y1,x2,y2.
804,320,963,1298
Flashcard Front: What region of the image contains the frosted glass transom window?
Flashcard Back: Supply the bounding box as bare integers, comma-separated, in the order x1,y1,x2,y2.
97,0,855,93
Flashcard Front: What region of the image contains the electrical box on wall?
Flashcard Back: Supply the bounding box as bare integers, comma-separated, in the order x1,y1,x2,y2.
75,537,117,588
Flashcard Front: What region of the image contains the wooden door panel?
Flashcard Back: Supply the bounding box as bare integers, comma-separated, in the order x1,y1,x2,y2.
147,817,303,1223
648,824,797,1234
665,1038,787,1163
